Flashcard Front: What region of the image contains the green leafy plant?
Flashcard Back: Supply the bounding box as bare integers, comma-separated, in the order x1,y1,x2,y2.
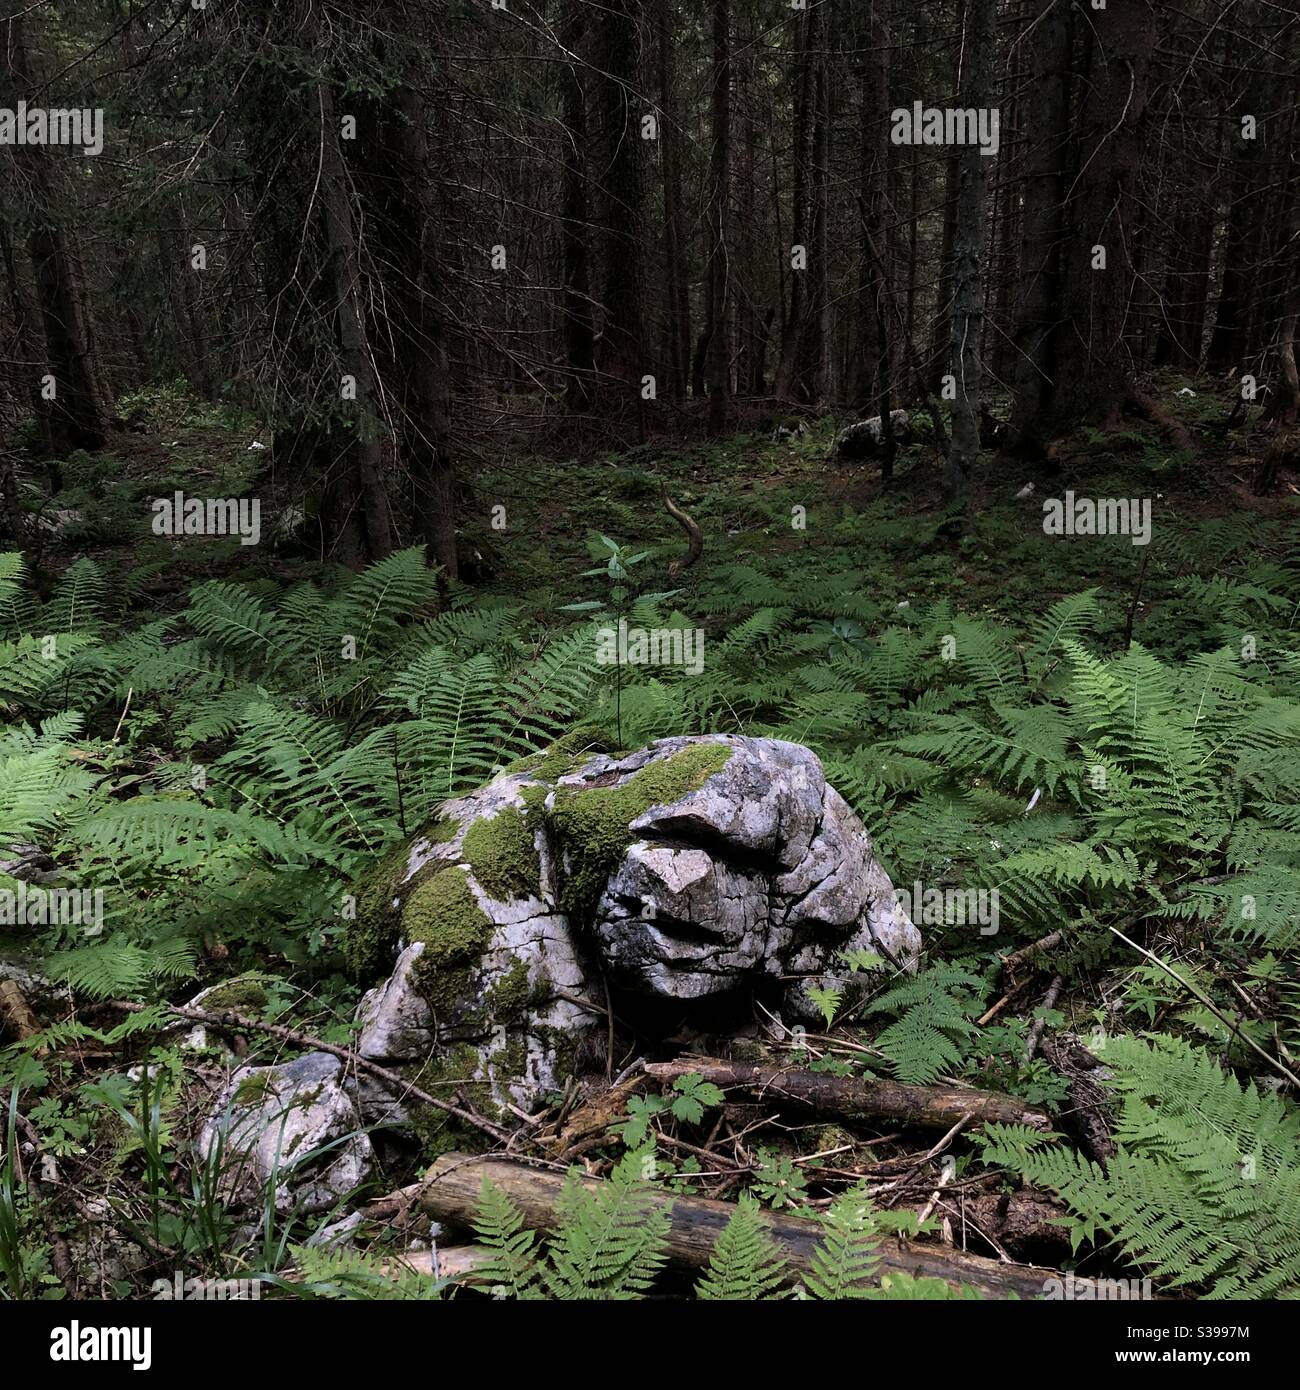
975,1034,1300,1298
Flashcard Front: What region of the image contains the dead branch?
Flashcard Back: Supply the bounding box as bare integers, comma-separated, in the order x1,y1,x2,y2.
418,1151,1057,1299
662,483,703,575
642,1056,1052,1132
106,998,511,1143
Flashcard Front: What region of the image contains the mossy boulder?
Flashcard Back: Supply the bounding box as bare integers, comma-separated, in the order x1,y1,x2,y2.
347,734,921,1121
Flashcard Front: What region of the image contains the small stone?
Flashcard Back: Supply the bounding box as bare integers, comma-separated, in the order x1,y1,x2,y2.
196,1052,372,1213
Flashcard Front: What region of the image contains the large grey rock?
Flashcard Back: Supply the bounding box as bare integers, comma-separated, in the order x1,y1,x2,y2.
836,409,911,459
196,1052,372,1213
350,734,920,1115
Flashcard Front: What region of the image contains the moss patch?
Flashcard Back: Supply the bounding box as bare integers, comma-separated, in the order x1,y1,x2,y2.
504,728,611,782
405,865,495,1014
200,974,271,1012
462,805,541,901
426,816,458,845
233,1071,275,1107
547,742,732,921
484,956,533,1024
343,841,415,978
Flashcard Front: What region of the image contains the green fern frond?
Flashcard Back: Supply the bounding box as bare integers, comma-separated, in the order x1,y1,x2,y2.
695,1195,787,1301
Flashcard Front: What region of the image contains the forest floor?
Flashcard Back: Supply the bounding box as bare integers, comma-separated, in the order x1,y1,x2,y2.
2,373,1298,1300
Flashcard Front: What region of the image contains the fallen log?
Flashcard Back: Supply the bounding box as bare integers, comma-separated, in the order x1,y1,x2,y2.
642,1057,1052,1133
419,1152,1055,1300
0,979,42,1049
382,1245,495,1286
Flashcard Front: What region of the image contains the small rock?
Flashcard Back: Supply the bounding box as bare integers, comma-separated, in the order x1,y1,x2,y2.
196,1052,372,1213
305,1211,364,1250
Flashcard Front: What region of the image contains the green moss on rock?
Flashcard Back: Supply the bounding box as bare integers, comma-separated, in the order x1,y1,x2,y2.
485,956,533,1024
233,1071,274,1107
505,728,611,782
343,841,414,978
547,742,732,921
426,816,458,845
405,866,495,1013
462,805,541,901
201,975,271,1012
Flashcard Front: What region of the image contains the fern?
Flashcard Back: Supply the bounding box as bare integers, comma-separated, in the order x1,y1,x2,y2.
541,1150,673,1300
802,1186,884,1300
695,1195,787,1300
981,1035,1300,1298
471,1177,542,1299
865,963,988,1084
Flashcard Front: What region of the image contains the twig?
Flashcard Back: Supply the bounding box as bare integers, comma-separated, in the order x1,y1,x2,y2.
1024,975,1063,1063
999,930,1064,976
1106,925,1300,1089
110,686,134,744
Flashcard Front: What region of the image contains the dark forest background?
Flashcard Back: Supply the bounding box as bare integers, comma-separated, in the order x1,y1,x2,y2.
1,0,1297,560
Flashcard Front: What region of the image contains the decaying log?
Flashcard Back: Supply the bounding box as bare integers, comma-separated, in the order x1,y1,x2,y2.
0,979,42,1047
419,1152,1056,1300
380,1245,495,1285
1124,389,1195,451
1040,1036,1116,1164
642,1057,1052,1132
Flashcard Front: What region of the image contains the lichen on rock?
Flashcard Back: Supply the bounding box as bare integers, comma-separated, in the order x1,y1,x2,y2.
196,1052,372,1213
341,733,919,1124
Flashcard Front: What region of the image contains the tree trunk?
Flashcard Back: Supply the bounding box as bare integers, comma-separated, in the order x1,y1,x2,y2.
2,16,113,456
1007,0,1073,455
705,0,731,434
0,217,53,459
945,0,994,499
316,80,394,566
592,0,647,399
561,0,597,413
774,1,823,401
1049,0,1156,430
373,79,458,580
657,1,691,403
